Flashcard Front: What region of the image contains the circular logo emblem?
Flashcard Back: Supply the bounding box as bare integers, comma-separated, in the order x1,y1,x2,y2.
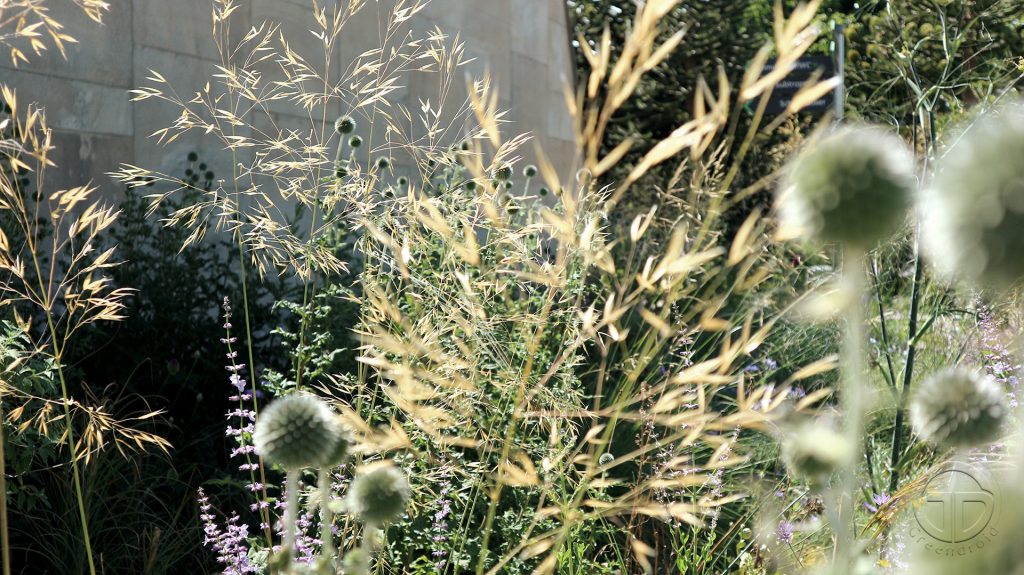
913,462,997,544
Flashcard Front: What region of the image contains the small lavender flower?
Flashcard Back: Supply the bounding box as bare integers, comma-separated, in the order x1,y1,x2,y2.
430,472,453,571
864,491,891,513
198,488,258,574
775,520,794,545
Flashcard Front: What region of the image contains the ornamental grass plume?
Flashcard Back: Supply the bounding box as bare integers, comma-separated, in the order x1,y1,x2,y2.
922,100,1024,290
909,367,1007,449
777,126,915,248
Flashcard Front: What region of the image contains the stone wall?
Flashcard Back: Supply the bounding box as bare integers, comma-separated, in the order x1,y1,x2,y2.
0,0,577,194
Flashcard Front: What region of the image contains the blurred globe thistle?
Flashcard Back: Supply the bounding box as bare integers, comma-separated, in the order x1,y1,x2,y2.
340,548,370,575
465,180,477,191
539,186,549,196
922,101,1024,290
397,176,408,187
493,164,512,181
187,151,198,162
910,367,1007,449
376,157,389,170
782,424,853,484
523,164,538,178
321,416,352,467
346,461,411,524
778,126,915,247
335,116,356,134
598,453,614,466
253,393,341,469
349,135,363,149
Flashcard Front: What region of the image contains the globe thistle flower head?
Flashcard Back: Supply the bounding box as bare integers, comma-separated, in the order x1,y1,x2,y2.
922,101,1024,290
598,453,614,466
347,461,411,524
465,180,477,191
187,151,198,162
778,126,915,247
349,135,363,148
910,367,1007,449
523,164,538,178
253,392,341,469
493,164,512,181
321,416,352,467
335,116,356,134
376,157,390,170
397,176,408,186
341,548,370,575
782,423,853,484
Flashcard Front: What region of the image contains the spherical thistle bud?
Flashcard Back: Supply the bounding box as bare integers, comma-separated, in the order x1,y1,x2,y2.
335,116,356,135
253,392,340,469
493,164,512,181
349,135,363,149
910,367,1007,449
346,461,411,525
539,186,549,196
922,101,1024,290
598,453,614,466
336,167,348,179
204,171,214,181
504,180,513,190
376,157,390,170
782,424,853,484
460,140,471,151
523,164,538,178
397,176,408,186
466,180,477,191
321,416,352,467
778,126,915,247
187,151,198,162
340,548,370,575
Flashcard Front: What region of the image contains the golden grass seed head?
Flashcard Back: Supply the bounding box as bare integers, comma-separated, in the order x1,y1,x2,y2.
910,367,1007,449
923,101,1024,290
346,461,411,524
778,126,914,247
253,392,342,469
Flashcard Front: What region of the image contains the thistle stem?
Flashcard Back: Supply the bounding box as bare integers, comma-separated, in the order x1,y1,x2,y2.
0,390,9,575
837,246,866,566
285,468,300,562
319,467,335,558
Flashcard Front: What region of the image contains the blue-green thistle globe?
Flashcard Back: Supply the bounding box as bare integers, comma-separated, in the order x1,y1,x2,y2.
910,368,1007,449
335,116,356,134
253,393,341,469
782,424,853,484
493,164,512,181
346,461,411,524
922,101,1024,290
523,164,538,178
778,126,915,247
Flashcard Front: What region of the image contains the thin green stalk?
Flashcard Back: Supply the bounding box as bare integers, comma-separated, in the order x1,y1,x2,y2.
836,246,866,567
319,467,335,558
285,468,300,560
0,389,10,575
887,233,923,494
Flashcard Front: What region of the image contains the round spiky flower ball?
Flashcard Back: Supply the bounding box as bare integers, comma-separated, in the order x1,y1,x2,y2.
910,367,1007,449
778,126,915,247
922,101,1024,290
253,393,341,469
782,424,853,483
349,135,363,149
346,461,411,525
493,164,512,181
321,416,352,467
335,116,356,134
523,164,538,178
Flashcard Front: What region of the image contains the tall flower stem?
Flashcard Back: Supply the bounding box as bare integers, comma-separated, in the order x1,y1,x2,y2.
285,468,300,562
319,467,335,558
0,390,9,575
836,246,866,566
887,232,923,494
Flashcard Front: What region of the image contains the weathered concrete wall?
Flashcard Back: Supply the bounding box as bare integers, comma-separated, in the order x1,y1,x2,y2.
0,0,576,194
